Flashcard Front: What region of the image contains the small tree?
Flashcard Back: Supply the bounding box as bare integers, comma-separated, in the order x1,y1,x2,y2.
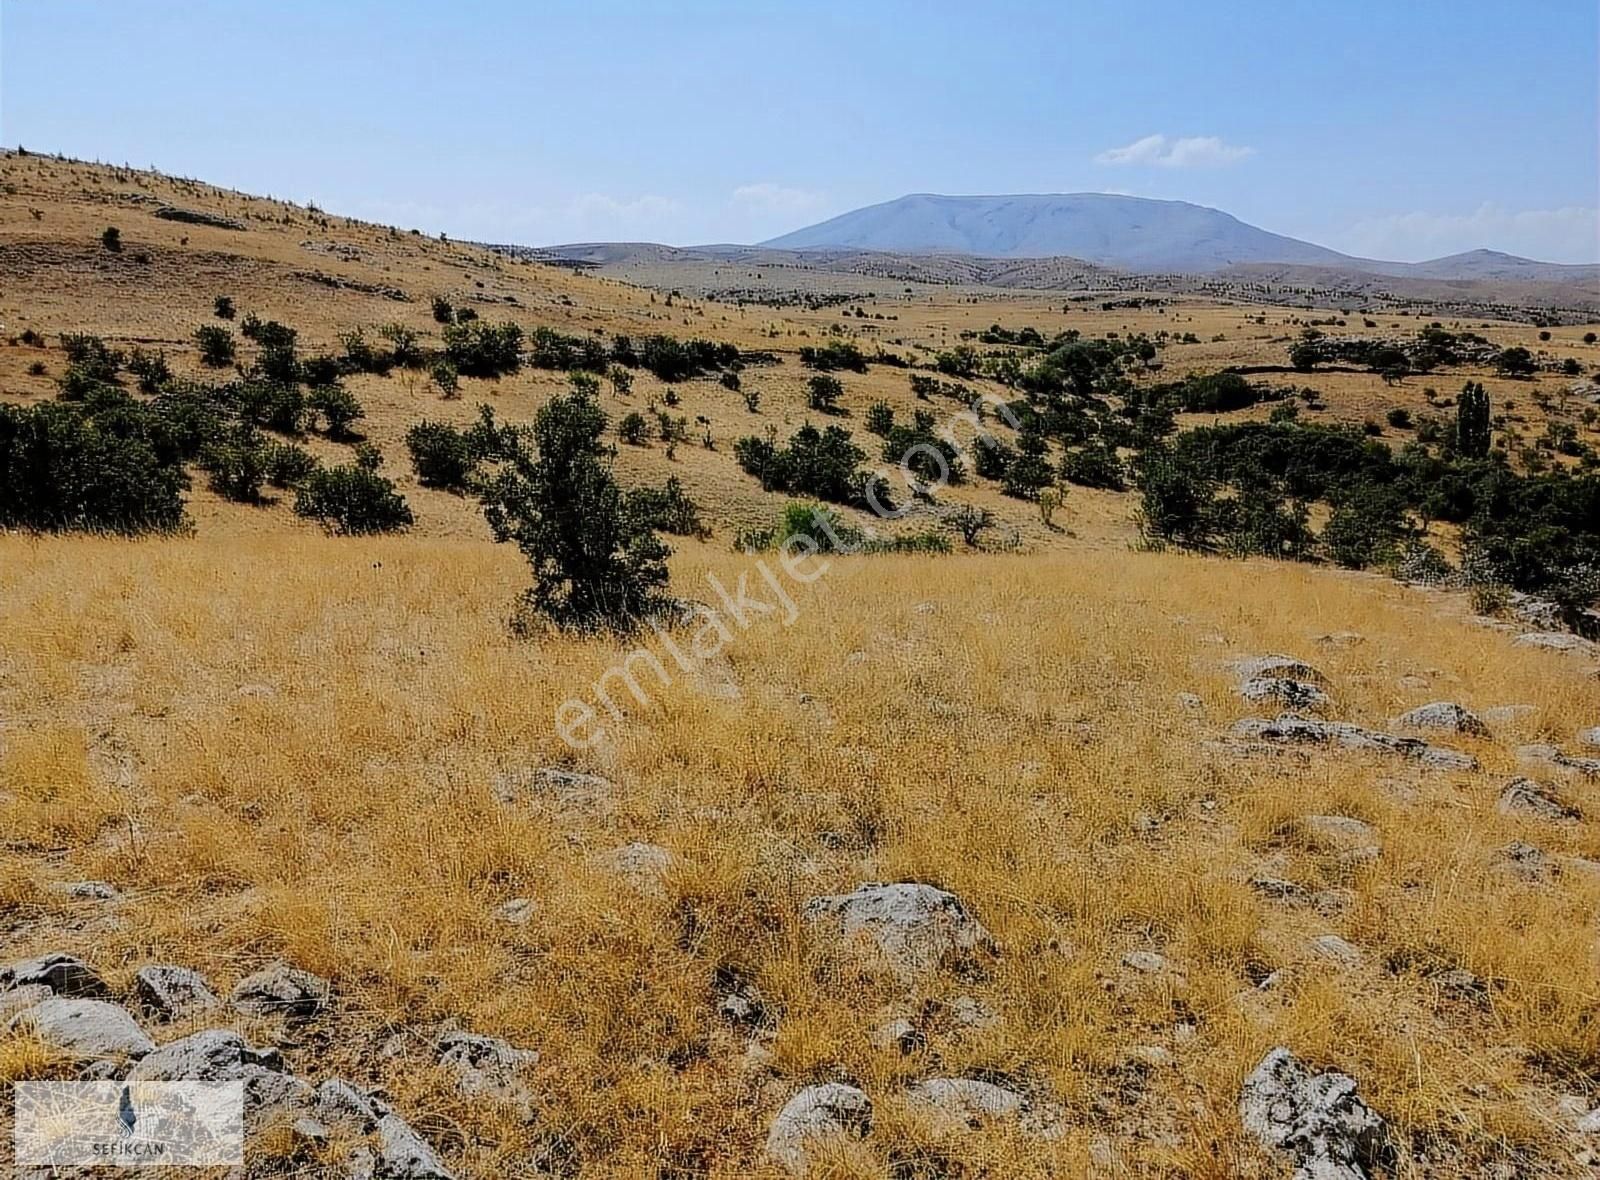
431,295,454,324
619,411,650,445
295,465,413,534
431,359,460,399
1455,381,1491,459
807,374,843,412
479,388,671,629
213,295,236,320
608,365,634,398
307,384,365,439
195,325,236,368
101,227,122,253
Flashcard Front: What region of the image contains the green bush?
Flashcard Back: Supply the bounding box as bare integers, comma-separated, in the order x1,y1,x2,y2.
1060,441,1125,490
61,334,124,383
478,387,671,629
0,394,187,533
195,325,236,368
807,374,843,412
406,420,478,490
734,424,888,509
307,384,364,439
295,464,413,534
263,441,318,488
619,411,651,445
213,295,236,320
200,426,271,502
624,476,708,538
444,320,523,378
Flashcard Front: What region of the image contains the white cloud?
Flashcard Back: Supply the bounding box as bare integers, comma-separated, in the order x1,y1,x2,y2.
731,182,826,216
1334,203,1600,264
1095,134,1255,169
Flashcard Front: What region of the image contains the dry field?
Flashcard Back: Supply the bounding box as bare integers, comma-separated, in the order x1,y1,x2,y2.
3,153,1600,1177
1,535,1599,1177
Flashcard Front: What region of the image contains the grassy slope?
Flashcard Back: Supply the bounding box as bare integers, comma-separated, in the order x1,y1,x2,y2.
1,153,1599,1175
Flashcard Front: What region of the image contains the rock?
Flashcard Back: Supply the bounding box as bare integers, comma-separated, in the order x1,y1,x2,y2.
1393,702,1489,737
1227,656,1326,685
315,1078,380,1131
154,205,248,230
1123,950,1170,974
1512,631,1594,654
135,965,220,1021
802,883,994,979
1315,632,1364,647
373,1112,455,1179
948,994,998,1030
231,963,329,1018
1496,778,1579,822
48,880,121,901
713,967,767,1029
1579,727,1600,750
496,898,537,925
1495,841,1552,881
1232,714,1477,770
1239,1048,1387,1180
1241,678,1332,712
765,1083,872,1176
0,953,108,998
127,1029,313,1128
598,842,675,893
872,1018,923,1055
1480,704,1536,726
1578,1106,1600,1135
1301,816,1380,863
1175,692,1203,711
494,766,615,814
1250,875,1309,903
1131,1045,1176,1068
0,983,54,1022
9,998,154,1058
904,1077,1063,1137
1429,968,1488,1005
1309,935,1362,967
436,1030,537,1112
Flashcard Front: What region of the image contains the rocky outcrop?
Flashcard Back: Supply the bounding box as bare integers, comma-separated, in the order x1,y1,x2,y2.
1392,702,1489,737
765,1083,872,1175
1232,714,1477,770
803,883,994,978
8,997,155,1058
1239,1048,1388,1179
231,963,329,1018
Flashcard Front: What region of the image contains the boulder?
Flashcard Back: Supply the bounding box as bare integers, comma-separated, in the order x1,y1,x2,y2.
1495,840,1552,881
1227,656,1326,685
315,1078,381,1132
1239,1049,1387,1180
0,952,107,997
765,1083,872,1176
1301,816,1380,863
1497,778,1579,822
802,883,994,978
1579,727,1600,750
0,983,55,1022
436,1030,537,1112
1512,632,1594,654
904,1077,1063,1137
1122,950,1170,974
1309,935,1362,967
48,880,122,901
1232,714,1477,771
231,963,329,1018
135,965,220,1021
1392,702,1489,737
372,1112,455,1179
598,842,675,894
1241,678,1332,712
127,1029,313,1129
10,998,154,1058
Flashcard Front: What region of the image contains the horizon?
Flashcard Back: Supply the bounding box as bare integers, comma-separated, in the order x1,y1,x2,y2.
2,0,1597,262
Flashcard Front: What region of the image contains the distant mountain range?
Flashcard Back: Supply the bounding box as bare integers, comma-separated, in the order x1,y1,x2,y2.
758,193,1598,281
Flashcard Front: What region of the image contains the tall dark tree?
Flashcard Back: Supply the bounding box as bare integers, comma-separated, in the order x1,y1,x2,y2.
1455,381,1491,459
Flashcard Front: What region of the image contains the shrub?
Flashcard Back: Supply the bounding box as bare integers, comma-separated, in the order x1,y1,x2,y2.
61,334,124,382
625,476,708,538
799,340,866,372
742,388,761,413
200,426,271,503
734,424,888,509
866,401,894,436
213,295,236,320
101,226,122,252
379,322,424,368
339,328,392,375
608,365,634,397
126,347,172,393
263,441,318,488
431,359,460,399
406,420,478,490
0,395,187,533
1496,346,1535,376
236,380,305,434
431,295,454,324
295,464,412,534
444,320,523,378
1469,582,1512,617
478,387,671,629
307,384,364,439
1001,430,1054,500
1386,407,1413,430
1137,451,1214,547
1060,441,1125,490
619,412,650,445
807,374,843,412
195,325,237,368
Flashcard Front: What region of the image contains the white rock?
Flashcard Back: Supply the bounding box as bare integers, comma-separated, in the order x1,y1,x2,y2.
1239,1048,1387,1180
803,882,993,979
135,965,220,1021
1392,702,1489,737
765,1083,872,1176
1310,935,1362,967
10,998,154,1058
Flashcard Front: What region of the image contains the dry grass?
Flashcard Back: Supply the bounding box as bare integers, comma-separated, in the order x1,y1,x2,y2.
0,532,1597,1175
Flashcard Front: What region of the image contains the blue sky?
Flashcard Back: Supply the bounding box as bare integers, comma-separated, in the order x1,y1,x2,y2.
3,0,1596,261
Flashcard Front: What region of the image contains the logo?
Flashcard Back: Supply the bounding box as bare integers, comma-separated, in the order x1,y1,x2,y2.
15,1081,244,1167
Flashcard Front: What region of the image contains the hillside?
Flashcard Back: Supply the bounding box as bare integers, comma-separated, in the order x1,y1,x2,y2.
5,152,1600,1178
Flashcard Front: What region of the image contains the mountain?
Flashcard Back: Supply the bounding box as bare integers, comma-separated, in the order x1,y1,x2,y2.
760,193,1596,280
760,193,1358,273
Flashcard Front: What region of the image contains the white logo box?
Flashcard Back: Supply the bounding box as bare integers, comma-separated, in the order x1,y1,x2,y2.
15,1081,244,1167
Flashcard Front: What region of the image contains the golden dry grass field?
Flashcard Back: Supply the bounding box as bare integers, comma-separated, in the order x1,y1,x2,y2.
3,153,1600,1178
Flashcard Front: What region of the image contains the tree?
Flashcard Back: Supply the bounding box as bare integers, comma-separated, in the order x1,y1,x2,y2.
1455,381,1491,459
101,227,122,253
307,384,365,440
807,374,843,412
479,388,671,629
1496,346,1535,377
195,325,236,368
213,295,236,320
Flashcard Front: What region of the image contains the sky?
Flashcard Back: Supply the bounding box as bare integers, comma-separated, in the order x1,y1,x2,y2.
2,0,1597,262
